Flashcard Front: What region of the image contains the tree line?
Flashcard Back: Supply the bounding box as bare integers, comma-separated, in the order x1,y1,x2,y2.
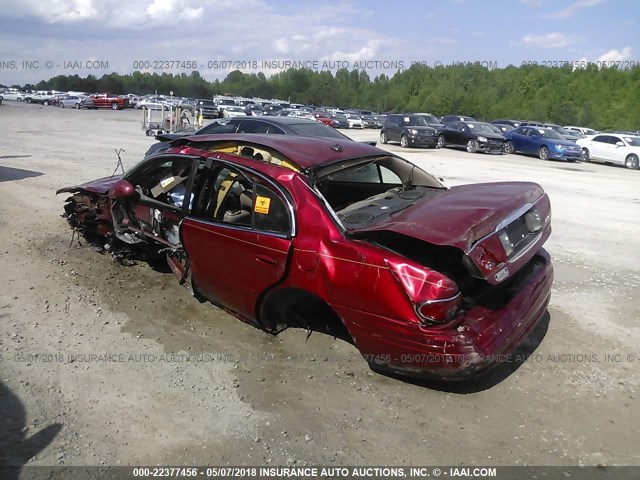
10,64,640,130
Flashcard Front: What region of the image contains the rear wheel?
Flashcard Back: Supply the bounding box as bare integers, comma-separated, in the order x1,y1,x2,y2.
111,102,119,110
625,154,639,170
504,141,514,154
538,146,550,160
379,131,388,144
581,148,590,162
466,139,478,153
400,135,409,148
437,135,446,148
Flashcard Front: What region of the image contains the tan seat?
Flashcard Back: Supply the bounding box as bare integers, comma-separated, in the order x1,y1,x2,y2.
222,189,253,225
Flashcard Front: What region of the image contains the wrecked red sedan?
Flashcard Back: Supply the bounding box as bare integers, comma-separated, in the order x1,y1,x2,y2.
58,134,553,380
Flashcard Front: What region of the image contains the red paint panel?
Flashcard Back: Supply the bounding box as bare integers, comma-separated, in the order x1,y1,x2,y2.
181,218,292,321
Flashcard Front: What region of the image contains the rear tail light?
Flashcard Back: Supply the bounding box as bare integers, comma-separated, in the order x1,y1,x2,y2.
416,294,463,325
387,261,463,325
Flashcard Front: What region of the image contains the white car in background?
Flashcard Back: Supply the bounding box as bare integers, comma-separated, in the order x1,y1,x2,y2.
136,96,168,110
346,114,365,129
564,126,598,136
287,110,315,120
222,106,248,118
58,95,94,109
576,134,640,169
1,89,26,101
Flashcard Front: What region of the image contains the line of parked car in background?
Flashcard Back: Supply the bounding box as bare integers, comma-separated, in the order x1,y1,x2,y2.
379,114,640,169
2,87,638,170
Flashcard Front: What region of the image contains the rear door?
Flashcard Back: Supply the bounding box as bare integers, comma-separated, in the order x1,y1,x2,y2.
181,161,294,321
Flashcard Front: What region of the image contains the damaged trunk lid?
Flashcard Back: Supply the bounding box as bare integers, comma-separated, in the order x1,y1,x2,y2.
347,182,551,285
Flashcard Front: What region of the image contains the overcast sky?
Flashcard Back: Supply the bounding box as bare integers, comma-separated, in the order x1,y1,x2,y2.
0,0,637,86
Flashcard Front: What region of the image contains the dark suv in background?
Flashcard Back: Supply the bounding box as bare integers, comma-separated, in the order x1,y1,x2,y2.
379,114,439,148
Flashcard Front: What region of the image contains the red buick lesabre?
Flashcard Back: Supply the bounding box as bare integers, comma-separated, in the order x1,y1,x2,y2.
58,134,552,380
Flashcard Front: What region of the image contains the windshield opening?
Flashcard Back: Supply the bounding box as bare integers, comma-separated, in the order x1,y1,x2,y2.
314,156,444,230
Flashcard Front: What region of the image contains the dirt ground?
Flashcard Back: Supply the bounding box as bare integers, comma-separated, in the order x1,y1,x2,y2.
0,102,639,469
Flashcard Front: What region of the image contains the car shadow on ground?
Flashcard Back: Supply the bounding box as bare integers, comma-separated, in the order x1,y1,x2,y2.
0,382,63,477
0,165,42,183
376,311,551,393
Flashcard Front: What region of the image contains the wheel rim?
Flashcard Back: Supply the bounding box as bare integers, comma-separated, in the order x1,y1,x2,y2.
626,155,639,169
467,140,476,153
505,142,513,154
437,136,445,148
540,147,549,160
401,136,408,148
581,148,589,162
112,103,118,110
380,132,387,144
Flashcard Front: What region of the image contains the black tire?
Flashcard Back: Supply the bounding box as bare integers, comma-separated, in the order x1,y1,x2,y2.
539,146,550,160
625,154,639,170
145,130,152,136
437,135,446,148
400,135,410,148
111,102,119,110
59,102,64,108
581,148,590,162
75,103,80,110
25,98,32,104
504,141,514,154
466,139,478,153
43,100,49,106
380,131,388,144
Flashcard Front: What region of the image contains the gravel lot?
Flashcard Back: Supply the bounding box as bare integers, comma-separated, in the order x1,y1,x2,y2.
1,102,639,468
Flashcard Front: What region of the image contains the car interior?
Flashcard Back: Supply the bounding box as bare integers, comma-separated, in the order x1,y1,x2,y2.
315,156,443,215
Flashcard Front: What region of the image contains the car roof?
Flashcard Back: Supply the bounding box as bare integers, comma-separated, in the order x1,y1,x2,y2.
176,133,384,169
226,116,320,125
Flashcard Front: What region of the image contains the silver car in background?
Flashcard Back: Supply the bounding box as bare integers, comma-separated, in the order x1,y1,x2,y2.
58,95,94,109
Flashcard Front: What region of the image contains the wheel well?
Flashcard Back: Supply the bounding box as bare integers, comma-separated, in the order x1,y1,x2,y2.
258,288,353,343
